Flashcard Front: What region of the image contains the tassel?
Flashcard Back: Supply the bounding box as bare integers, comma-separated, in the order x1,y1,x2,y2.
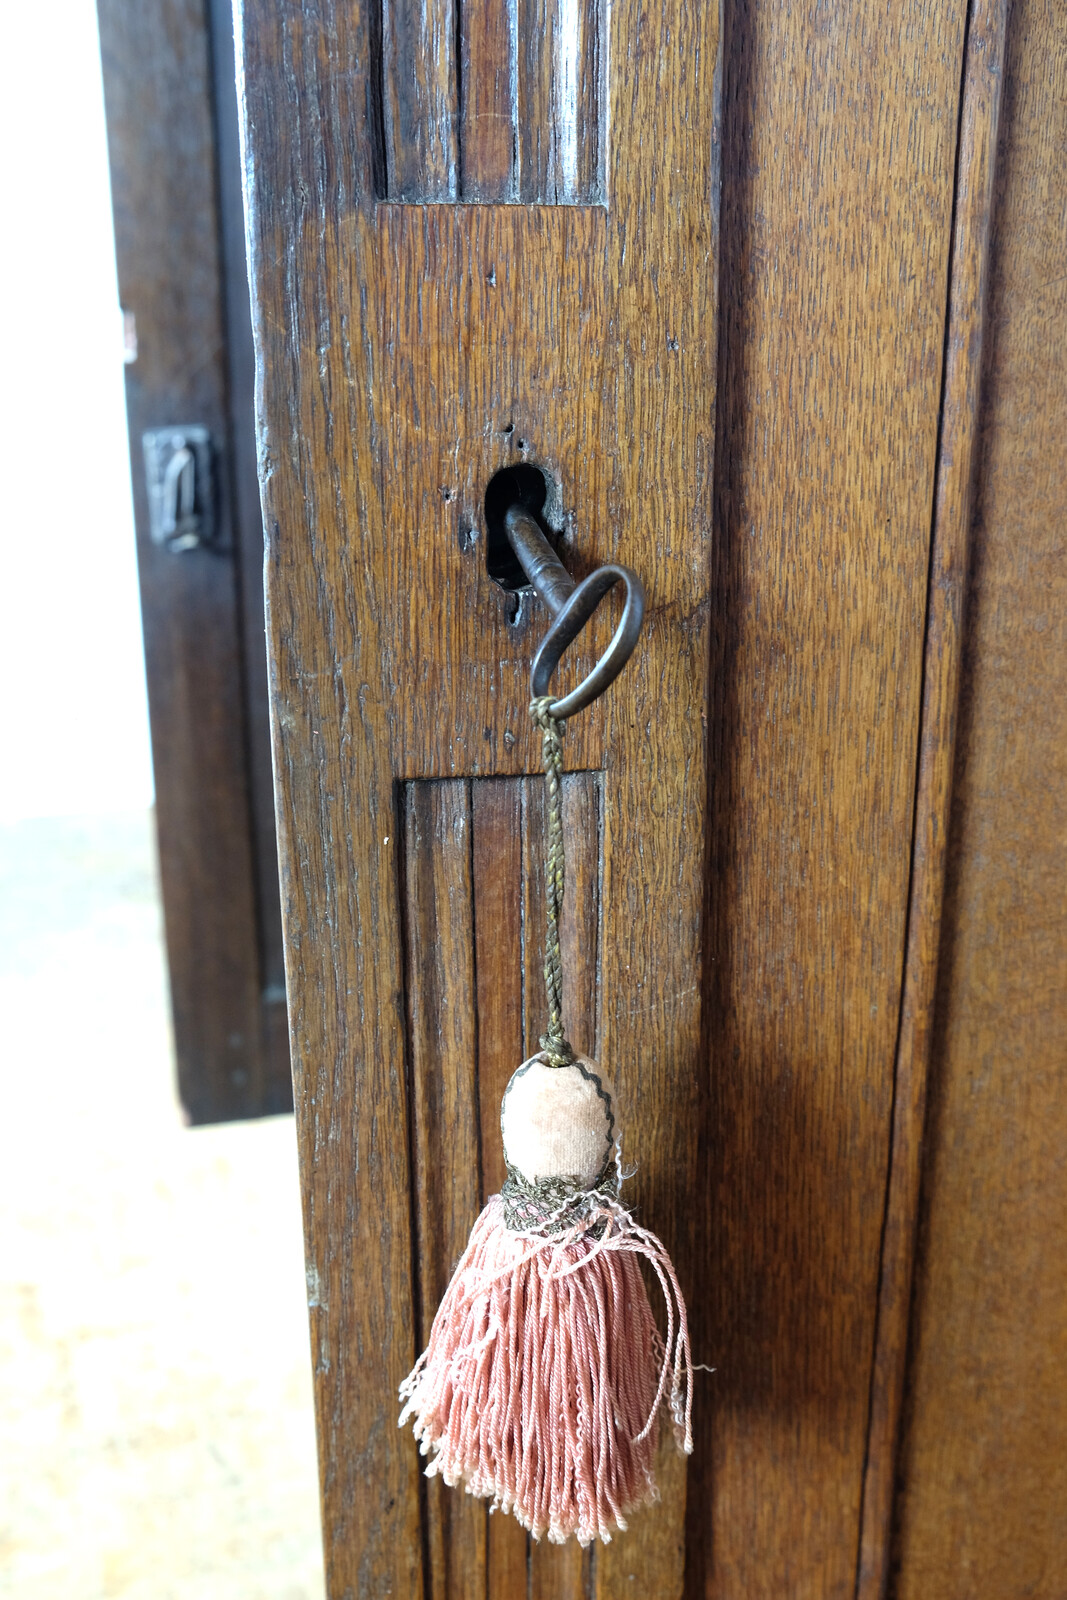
399,1158,693,1544
399,699,694,1544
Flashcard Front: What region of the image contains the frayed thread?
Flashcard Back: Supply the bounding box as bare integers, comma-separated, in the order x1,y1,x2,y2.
399,1193,692,1546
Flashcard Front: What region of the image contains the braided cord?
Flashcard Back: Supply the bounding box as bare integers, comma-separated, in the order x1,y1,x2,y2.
529,697,576,1068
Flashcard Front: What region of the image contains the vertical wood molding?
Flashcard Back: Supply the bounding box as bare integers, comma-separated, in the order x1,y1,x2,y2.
525,773,601,1600
236,4,426,1591
384,0,459,201
469,779,530,1597
459,0,518,201
206,0,293,1101
854,3,1009,1595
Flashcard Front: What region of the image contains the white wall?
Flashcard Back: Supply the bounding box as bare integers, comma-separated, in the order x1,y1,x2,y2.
0,0,154,824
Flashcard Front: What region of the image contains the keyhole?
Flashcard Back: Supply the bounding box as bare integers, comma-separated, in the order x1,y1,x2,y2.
484,464,557,592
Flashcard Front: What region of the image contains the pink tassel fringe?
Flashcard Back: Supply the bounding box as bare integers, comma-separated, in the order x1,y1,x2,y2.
399,1194,693,1546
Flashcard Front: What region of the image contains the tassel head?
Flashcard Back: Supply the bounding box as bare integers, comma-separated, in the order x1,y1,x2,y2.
501,1053,615,1193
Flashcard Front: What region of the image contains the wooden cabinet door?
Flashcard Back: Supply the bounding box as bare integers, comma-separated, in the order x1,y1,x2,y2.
234,0,1065,1593
98,0,290,1122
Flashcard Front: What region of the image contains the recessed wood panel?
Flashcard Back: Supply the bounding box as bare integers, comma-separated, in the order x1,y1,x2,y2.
401,780,485,1600
383,0,607,203
402,772,603,1598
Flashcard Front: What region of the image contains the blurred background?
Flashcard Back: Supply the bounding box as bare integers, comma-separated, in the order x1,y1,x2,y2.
0,2,324,1594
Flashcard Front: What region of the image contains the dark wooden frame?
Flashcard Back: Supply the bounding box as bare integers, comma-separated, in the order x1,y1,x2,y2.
97,0,289,1122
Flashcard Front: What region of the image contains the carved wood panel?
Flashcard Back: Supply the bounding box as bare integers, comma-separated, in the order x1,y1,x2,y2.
401,772,602,1597
382,0,606,203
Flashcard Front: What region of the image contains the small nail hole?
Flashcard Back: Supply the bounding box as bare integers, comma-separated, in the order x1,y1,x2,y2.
505,591,532,629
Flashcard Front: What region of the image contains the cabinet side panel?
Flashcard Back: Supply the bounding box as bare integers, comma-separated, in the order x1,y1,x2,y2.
892,2,1067,1593
688,0,968,1592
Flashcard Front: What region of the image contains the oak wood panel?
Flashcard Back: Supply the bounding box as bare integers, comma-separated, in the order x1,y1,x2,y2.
685,1,969,1594
238,0,717,1593
472,780,525,1202
559,772,602,1063
406,774,603,1598
98,0,288,1122
891,1,1067,1591
402,781,486,1600
384,0,458,201
237,3,426,1590
385,0,605,203
470,781,530,1599
459,0,516,201
589,0,720,1588
516,0,561,204
516,0,605,205
519,779,549,1055
566,0,605,206
855,2,1009,1593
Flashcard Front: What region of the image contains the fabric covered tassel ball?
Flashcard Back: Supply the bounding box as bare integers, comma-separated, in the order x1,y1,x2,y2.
399,1051,693,1547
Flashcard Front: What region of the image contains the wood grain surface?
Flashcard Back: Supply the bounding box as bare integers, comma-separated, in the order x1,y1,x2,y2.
234,0,1067,1592
855,2,1009,1593
382,0,605,203
890,1,1067,1592
515,0,605,204
688,0,968,1594
98,0,290,1122
402,773,602,1598
402,781,485,1600
236,0,718,1587
459,0,517,202
469,780,531,1597
384,0,457,201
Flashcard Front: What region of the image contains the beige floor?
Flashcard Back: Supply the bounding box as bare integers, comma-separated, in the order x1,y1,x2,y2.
0,814,325,1600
